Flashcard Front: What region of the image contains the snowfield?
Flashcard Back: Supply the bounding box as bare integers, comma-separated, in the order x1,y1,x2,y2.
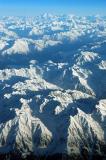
0,14,106,159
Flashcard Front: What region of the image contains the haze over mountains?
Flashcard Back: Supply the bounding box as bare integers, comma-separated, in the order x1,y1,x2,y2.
0,14,106,159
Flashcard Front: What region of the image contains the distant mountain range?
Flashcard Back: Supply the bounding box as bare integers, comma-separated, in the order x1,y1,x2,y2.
0,15,106,160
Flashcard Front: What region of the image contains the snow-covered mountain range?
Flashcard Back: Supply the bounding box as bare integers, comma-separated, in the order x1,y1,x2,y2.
0,14,106,159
